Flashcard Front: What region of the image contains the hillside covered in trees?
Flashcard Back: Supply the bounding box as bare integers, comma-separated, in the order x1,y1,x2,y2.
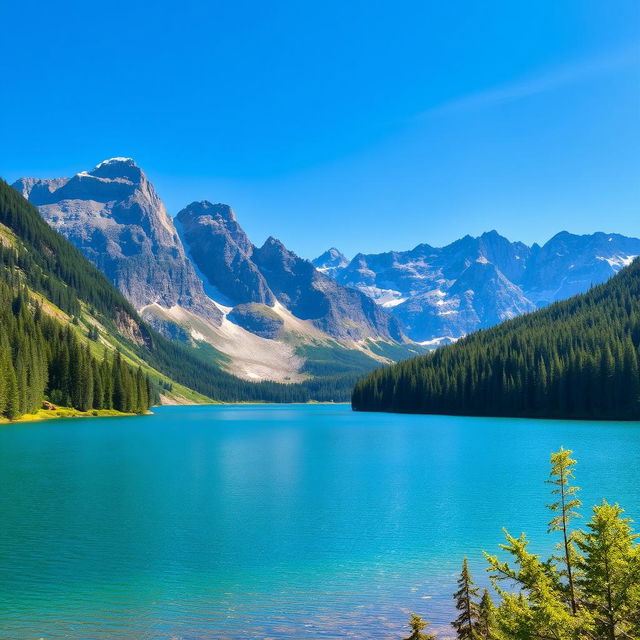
352,259,640,420
0,181,158,419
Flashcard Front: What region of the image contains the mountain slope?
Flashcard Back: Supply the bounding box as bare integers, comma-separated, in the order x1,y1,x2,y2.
16,162,417,386
318,230,640,342
353,259,640,420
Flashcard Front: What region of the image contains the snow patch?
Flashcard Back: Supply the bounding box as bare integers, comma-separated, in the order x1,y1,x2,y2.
95,157,134,168
597,254,636,269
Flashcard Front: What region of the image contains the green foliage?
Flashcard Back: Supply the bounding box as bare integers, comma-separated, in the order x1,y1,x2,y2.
482,449,640,639
575,501,640,639
406,450,639,640
452,557,481,639
403,613,437,640
353,260,640,420
0,281,151,419
546,448,581,614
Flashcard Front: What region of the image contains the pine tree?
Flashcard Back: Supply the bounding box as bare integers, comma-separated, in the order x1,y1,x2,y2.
546,447,581,614
477,589,495,639
4,363,19,419
575,501,640,639
452,557,480,639
403,613,437,640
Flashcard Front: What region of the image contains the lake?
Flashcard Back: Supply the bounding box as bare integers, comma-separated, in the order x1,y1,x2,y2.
1,405,639,639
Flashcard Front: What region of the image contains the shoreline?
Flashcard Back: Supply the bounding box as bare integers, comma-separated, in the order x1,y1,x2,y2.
0,408,148,426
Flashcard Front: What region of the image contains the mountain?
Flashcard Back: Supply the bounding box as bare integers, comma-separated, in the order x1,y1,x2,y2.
176,201,274,306
13,158,221,325
317,230,640,342
176,201,403,342
1,178,417,405
312,248,349,278
353,258,640,420
15,161,419,391
0,177,192,418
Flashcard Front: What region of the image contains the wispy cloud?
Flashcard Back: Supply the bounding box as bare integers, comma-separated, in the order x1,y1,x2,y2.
421,44,640,117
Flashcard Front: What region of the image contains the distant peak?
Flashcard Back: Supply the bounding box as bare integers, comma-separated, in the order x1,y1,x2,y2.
95,157,136,169
313,247,349,268
178,201,236,222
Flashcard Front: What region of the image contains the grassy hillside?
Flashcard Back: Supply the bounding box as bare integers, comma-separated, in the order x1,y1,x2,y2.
353,259,640,420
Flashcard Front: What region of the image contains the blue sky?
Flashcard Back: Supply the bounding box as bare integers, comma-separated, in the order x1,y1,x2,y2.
1,1,638,259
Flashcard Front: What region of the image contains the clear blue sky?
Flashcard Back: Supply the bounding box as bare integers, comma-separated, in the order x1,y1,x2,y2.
1,1,638,259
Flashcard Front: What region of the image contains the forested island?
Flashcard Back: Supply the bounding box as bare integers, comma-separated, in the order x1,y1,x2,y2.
353,259,640,420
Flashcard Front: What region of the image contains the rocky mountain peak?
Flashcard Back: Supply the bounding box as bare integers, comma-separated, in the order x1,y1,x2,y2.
13,159,222,324
179,200,237,223
312,248,349,276
89,157,142,183
176,202,274,306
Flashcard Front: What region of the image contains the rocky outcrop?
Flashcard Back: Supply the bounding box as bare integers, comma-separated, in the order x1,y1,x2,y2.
176,201,274,305
252,237,405,342
227,303,284,339
14,158,221,324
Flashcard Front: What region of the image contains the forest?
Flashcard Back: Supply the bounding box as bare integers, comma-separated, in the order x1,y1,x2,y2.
353,260,640,420
0,279,152,419
401,448,640,639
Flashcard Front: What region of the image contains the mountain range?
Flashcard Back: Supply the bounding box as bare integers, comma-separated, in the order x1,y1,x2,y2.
314,231,640,343
14,159,416,388
13,157,640,387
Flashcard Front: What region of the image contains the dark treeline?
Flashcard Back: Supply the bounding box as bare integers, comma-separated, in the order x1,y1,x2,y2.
0,280,152,419
402,449,640,639
353,259,640,420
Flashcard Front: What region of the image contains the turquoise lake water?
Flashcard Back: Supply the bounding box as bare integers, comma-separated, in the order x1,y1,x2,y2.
1,404,639,639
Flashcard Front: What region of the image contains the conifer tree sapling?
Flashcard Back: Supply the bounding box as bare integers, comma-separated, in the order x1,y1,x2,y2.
547,447,581,614
403,613,437,640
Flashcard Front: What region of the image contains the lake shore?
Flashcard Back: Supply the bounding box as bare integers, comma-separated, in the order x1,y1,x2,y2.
0,407,146,425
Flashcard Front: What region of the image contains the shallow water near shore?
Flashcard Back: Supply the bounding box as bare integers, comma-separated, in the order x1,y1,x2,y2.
1,404,639,639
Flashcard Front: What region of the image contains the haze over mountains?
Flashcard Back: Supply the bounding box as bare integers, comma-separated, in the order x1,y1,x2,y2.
314,231,640,342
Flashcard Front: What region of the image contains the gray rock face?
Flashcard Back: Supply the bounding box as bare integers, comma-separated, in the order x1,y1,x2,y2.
227,303,284,339
172,201,404,341
522,231,640,306
14,159,221,324
176,201,274,306
175,200,404,342
316,230,640,342
252,237,405,342
312,248,349,279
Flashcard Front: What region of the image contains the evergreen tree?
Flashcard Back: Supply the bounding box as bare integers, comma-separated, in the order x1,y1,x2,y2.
403,613,437,640
476,589,495,639
546,447,581,615
575,501,640,639
452,557,480,639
